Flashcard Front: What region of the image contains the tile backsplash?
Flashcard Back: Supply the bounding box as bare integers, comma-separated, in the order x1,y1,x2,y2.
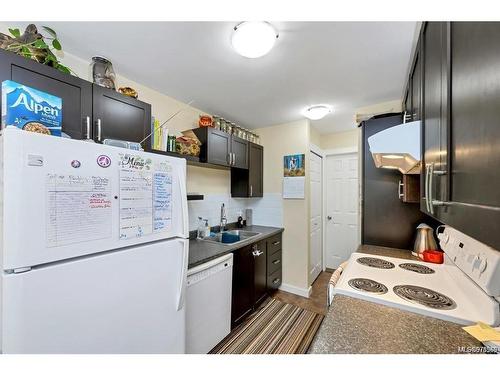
188,193,283,231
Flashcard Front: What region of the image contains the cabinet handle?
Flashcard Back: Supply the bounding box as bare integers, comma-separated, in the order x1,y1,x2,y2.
227,153,231,165
85,116,91,139
425,164,430,213
272,241,280,246
96,118,102,142
272,278,280,284
232,152,236,166
272,259,281,265
398,180,404,200
250,185,253,197
428,163,434,215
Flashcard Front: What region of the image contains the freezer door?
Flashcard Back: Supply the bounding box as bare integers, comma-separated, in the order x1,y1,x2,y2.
1,238,188,354
1,128,188,270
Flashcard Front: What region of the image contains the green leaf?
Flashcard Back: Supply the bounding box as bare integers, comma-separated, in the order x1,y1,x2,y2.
21,46,31,58
33,39,47,49
52,39,62,50
8,28,20,38
57,64,71,74
42,26,57,38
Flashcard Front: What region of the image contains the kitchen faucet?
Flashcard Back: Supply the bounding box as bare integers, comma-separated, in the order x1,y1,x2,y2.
220,203,227,232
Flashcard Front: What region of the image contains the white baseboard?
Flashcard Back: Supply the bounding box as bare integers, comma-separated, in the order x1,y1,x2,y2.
278,283,312,298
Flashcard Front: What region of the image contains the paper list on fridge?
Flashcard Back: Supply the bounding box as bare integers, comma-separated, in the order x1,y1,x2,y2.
153,171,172,232
119,154,154,240
46,174,112,247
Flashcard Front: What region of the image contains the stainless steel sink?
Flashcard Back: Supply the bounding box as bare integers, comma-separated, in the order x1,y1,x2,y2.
199,230,261,245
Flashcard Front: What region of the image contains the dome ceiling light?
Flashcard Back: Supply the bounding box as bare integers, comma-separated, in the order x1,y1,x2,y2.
231,21,279,58
302,105,332,120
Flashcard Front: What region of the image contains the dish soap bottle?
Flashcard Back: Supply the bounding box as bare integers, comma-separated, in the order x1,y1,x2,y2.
204,219,211,238
237,210,244,228
197,217,205,239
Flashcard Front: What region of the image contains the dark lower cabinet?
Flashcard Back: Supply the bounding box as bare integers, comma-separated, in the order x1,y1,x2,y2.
92,85,151,144
231,244,255,328
266,233,282,290
0,48,92,140
253,241,268,306
231,233,283,328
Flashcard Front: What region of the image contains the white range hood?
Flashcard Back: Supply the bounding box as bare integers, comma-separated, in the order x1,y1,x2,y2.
367,120,421,174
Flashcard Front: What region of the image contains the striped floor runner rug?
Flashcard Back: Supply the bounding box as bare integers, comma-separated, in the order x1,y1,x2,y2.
210,298,324,354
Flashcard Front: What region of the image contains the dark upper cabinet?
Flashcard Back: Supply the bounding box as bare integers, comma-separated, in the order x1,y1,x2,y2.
231,136,249,169
421,22,448,217
416,22,500,250
193,127,249,169
410,46,422,121
442,22,500,249
0,49,151,143
231,143,263,197
92,84,151,144
0,49,92,140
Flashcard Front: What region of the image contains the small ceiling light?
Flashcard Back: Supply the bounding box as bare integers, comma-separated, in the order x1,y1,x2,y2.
231,21,279,58
302,105,332,120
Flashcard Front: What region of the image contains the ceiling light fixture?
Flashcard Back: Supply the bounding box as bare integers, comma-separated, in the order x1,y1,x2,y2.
231,21,279,58
302,105,332,120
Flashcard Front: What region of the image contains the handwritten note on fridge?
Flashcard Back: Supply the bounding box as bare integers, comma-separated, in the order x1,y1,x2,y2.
46,174,112,247
119,154,154,240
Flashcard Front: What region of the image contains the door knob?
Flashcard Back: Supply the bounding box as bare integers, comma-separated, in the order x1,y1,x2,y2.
327,216,332,220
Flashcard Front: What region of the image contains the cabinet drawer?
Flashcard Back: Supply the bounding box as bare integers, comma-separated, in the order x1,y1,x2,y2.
267,233,282,256
267,269,282,290
267,250,282,276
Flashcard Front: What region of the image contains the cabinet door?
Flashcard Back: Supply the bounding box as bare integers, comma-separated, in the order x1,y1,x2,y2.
92,85,151,144
253,241,267,306
0,49,92,140
410,48,422,121
421,22,448,217
207,129,231,166
248,143,263,197
231,245,254,328
231,136,249,169
444,22,500,250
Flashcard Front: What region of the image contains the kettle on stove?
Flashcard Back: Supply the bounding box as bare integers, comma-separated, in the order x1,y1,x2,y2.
413,223,439,258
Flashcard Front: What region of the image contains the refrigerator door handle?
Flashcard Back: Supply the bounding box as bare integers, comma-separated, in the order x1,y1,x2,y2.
176,239,189,311
177,166,189,238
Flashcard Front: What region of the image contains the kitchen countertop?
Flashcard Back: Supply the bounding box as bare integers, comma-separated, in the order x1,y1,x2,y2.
188,225,284,269
308,244,483,354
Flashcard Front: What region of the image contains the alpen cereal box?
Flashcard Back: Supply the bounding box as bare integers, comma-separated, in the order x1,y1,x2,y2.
2,80,62,136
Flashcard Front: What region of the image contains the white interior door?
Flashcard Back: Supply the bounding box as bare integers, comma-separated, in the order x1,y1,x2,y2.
325,153,359,269
309,151,322,283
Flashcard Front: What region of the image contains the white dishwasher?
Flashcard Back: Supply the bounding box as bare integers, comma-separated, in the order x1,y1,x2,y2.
186,253,233,354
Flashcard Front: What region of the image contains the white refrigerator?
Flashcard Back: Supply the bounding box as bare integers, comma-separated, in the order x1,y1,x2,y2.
0,127,189,353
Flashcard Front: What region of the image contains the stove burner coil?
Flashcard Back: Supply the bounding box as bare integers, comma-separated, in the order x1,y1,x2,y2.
356,257,395,269
348,278,388,294
398,263,435,274
393,285,456,310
